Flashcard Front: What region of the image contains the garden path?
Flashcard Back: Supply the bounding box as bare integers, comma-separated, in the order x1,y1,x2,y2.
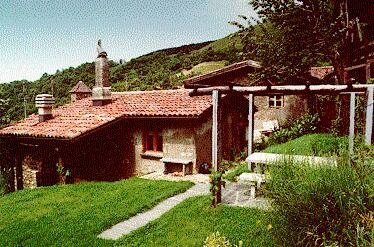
98,183,209,240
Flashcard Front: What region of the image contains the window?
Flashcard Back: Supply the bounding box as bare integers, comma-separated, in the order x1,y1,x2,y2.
268,95,284,108
143,130,163,152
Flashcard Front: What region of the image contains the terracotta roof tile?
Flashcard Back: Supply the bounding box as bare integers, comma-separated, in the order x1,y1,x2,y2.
0,89,212,140
310,66,334,80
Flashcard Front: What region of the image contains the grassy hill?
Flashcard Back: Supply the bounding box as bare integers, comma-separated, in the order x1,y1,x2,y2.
0,33,244,126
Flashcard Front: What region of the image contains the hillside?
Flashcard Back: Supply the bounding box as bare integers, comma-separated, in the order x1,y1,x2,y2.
0,33,243,127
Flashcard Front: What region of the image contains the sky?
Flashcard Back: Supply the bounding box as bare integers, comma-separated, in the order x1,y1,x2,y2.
0,0,255,83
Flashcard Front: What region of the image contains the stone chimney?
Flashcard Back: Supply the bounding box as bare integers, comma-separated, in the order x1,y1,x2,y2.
70,81,92,102
92,39,111,106
35,94,55,122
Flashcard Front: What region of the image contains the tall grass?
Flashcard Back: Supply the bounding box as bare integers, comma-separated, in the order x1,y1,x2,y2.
263,133,348,157
265,154,373,246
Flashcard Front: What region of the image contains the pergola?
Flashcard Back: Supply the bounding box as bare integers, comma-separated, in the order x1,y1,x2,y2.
190,83,374,204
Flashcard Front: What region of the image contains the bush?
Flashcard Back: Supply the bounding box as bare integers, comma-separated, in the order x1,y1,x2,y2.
265,158,373,246
222,162,249,182
268,114,320,146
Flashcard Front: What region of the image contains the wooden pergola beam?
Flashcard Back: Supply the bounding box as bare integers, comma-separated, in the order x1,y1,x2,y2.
190,84,374,96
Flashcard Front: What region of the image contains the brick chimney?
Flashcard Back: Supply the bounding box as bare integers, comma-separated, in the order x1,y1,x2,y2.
92,39,111,106
35,94,55,122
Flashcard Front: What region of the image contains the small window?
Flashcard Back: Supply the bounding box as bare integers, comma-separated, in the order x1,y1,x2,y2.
269,95,284,108
143,130,163,152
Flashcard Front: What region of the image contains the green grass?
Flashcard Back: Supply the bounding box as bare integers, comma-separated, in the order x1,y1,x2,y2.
198,33,243,53
265,159,373,246
263,133,348,157
223,162,249,182
116,196,274,247
223,134,348,181
0,178,193,246
182,61,227,76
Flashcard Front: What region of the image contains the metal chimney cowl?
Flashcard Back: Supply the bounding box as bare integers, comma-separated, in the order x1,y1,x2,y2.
35,94,55,122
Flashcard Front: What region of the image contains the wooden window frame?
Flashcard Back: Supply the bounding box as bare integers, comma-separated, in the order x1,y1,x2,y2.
268,95,284,108
142,130,163,153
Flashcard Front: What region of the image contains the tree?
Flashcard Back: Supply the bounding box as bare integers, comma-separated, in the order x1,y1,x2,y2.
234,0,368,84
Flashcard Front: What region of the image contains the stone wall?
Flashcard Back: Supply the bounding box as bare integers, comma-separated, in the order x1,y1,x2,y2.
133,124,197,175
22,154,42,188
254,95,308,138
194,119,212,172
133,129,164,175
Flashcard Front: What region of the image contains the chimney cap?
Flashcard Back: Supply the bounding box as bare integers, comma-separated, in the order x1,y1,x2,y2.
96,39,107,58
35,94,55,107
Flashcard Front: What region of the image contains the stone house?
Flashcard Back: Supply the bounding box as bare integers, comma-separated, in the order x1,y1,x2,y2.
0,89,248,189
0,43,248,189
183,60,313,139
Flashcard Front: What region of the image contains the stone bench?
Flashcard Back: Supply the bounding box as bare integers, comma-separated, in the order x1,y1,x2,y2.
246,152,337,172
238,172,266,199
160,158,193,176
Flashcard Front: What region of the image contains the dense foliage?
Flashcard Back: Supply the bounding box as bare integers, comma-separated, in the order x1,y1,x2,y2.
234,0,371,83
266,154,373,246
0,35,243,127
253,113,321,151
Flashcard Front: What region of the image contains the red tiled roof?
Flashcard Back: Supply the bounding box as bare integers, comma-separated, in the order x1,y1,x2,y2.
69,81,92,93
310,66,334,80
0,89,212,140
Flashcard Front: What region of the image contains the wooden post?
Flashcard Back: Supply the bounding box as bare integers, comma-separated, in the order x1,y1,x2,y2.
247,94,254,171
349,93,356,159
211,90,221,205
14,154,23,190
365,87,373,145
365,63,371,83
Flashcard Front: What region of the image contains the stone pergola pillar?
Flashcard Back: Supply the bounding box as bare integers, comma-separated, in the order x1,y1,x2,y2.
212,90,222,205
365,86,373,145
247,94,254,171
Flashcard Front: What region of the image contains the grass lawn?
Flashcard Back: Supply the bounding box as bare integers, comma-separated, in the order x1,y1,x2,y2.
182,61,227,76
263,133,348,156
0,178,192,246
224,134,348,181
116,196,274,247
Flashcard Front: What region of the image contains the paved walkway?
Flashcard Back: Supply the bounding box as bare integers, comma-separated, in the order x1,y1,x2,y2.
98,183,209,240
140,172,209,184
222,182,271,210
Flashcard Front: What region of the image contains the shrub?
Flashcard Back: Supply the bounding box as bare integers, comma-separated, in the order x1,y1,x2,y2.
265,158,373,246
222,162,248,182
268,114,320,146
